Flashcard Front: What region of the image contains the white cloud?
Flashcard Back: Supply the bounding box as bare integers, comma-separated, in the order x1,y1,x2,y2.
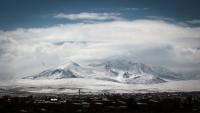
120,8,139,11
0,19,200,79
147,16,174,21
54,12,122,20
119,7,149,11
187,19,200,24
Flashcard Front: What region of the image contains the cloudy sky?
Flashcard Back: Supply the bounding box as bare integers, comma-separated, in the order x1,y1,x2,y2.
0,0,200,80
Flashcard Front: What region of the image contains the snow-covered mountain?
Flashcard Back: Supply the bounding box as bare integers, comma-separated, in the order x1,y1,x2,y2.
23,59,183,84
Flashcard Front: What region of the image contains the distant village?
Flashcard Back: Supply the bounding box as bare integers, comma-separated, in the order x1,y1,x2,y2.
0,91,200,113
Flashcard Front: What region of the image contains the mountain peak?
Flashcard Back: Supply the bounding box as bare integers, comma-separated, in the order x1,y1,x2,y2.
23,59,182,84
58,60,80,69
89,59,152,74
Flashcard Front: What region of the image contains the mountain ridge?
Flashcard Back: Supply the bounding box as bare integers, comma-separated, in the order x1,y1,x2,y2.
23,59,183,84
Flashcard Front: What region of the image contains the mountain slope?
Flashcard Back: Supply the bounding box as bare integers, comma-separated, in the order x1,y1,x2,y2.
23,60,183,84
